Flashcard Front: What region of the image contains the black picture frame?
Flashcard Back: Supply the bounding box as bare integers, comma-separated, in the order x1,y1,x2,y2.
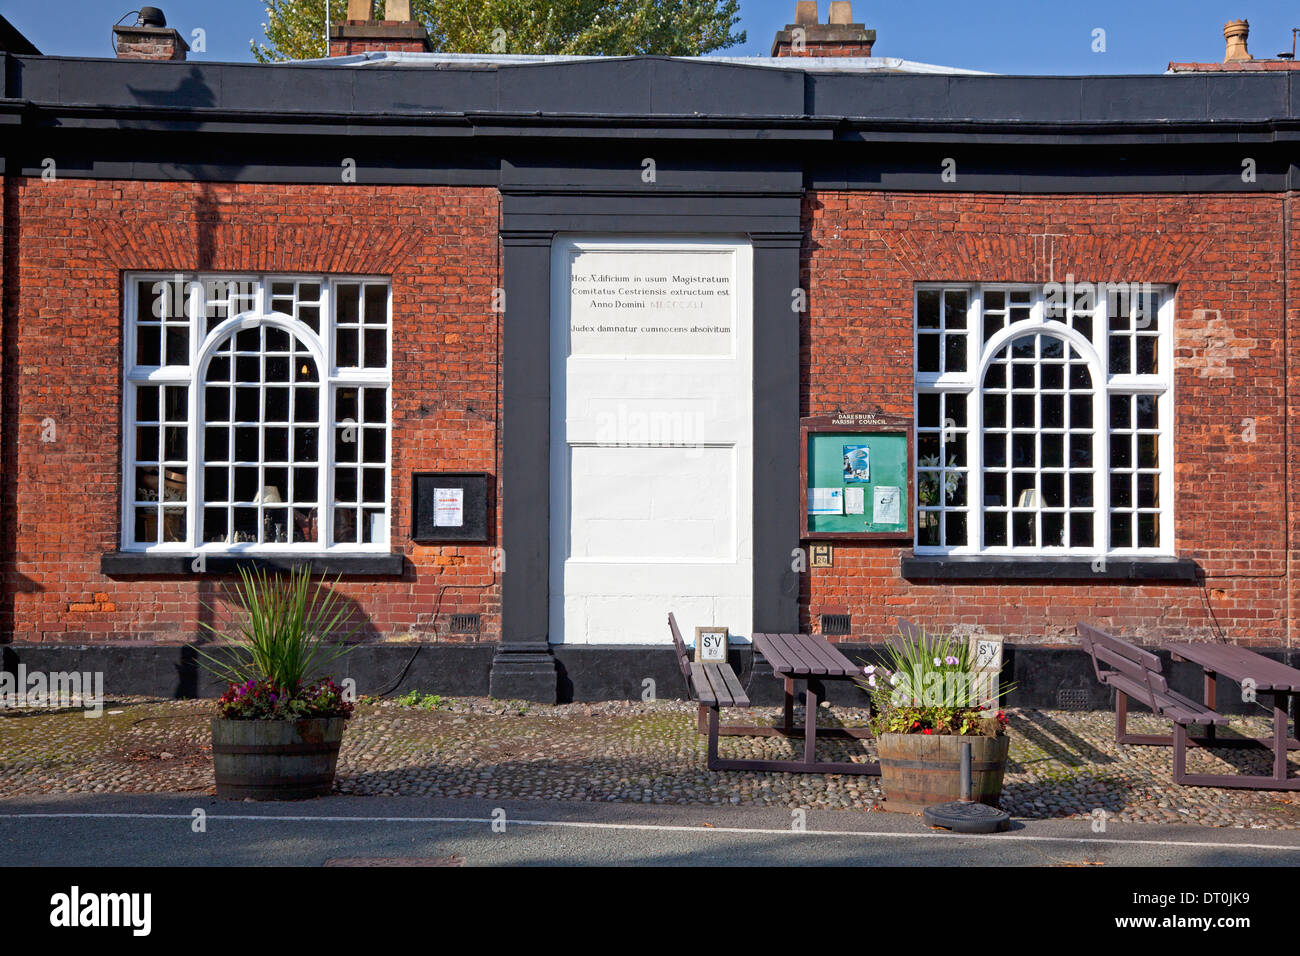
411,472,491,543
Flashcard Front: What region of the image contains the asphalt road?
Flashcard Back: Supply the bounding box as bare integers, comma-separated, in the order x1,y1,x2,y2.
2,793,1299,867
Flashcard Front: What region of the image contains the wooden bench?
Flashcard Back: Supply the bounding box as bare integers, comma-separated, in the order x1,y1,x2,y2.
1079,623,1231,786
668,612,751,771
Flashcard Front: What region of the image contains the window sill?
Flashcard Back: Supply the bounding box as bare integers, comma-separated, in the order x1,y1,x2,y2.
100,552,406,577
900,554,1199,582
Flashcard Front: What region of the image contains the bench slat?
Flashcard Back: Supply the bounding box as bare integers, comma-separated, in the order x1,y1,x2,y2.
778,633,827,675
896,618,922,644
689,663,719,707
702,664,733,707
713,662,751,708
1092,644,1169,693
755,633,795,674
1079,622,1161,671
801,634,856,677
1107,673,1229,726
667,613,692,683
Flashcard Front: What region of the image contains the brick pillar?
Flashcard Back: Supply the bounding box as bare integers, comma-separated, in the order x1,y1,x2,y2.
113,25,189,61
329,1,433,57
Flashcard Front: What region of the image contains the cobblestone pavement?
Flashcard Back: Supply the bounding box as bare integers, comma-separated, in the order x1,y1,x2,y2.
3,696,1300,829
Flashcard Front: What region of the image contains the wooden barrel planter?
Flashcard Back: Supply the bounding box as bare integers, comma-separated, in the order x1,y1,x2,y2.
211,717,346,800
877,733,1010,814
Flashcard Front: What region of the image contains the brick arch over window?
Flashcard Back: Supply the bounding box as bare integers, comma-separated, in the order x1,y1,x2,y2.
860,212,1216,284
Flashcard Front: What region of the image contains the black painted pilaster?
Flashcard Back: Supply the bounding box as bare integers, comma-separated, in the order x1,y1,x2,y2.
751,232,803,634
491,229,560,703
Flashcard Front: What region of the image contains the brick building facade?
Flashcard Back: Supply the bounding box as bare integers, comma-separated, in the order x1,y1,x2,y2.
2,7,1300,703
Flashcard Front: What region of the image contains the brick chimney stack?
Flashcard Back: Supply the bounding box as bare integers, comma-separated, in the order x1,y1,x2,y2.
114,7,189,61
1169,18,1300,71
772,1,876,57
330,0,434,56
1224,19,1252,62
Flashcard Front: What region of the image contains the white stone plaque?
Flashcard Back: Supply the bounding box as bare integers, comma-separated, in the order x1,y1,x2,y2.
567,249,735,356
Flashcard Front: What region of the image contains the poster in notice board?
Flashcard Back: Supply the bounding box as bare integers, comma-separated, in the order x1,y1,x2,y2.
801,413,912,540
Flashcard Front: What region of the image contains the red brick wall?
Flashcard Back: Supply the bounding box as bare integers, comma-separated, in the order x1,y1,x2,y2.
801,190,1290,646
0,178,501,644
328,37,430,56
774,41,875,57
3,179,1295,652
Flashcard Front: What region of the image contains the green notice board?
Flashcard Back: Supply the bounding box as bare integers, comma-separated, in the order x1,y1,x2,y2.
801,414,913,540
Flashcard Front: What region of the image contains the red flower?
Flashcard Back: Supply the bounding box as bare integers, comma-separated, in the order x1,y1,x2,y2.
922,729,933,735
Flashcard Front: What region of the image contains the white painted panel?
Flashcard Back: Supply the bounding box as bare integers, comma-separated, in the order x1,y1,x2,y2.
568,444,735,561
568,249,736,357
550,236,753,646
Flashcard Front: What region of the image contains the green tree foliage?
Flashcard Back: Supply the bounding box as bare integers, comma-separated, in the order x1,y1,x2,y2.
253,0,746,62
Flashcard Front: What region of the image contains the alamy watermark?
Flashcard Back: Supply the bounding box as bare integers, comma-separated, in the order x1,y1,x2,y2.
1043,275,1157,326
0,665,105,717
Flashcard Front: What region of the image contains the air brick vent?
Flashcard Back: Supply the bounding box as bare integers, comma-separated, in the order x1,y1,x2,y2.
820,613,851,636
449,614,480,635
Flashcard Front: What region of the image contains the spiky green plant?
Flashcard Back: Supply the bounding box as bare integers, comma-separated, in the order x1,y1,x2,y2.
858,624,1014,736
197,565,358,693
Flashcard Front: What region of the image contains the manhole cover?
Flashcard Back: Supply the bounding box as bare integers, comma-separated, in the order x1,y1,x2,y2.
322,856,465,867
923,801,1011,834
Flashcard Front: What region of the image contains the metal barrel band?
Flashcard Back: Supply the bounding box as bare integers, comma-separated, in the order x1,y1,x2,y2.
877,757,1003,772
214,772,337,786
211,743,340,756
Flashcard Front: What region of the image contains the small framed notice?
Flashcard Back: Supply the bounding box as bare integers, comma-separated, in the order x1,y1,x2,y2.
434,487,464,527
800,413,913,540
968,635,1004,708
695,627,729,664
411,472,490,542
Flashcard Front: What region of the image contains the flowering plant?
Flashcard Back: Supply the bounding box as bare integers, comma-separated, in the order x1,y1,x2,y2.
857,625,1012,737
216,677,355,721
198,565,359,720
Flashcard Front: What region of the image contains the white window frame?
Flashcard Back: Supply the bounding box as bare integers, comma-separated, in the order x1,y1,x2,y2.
914,283,1174,557
121,273,393,554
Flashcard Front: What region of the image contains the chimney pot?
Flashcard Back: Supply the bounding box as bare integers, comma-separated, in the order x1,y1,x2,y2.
385,0,412,21
828,2,852,26
346,0,373,20
794,1,819,25
1224,19,1252,62
136,6,167,28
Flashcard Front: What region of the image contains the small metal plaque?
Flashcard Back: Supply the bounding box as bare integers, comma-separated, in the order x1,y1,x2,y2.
695,627,729,663
810,543,833,568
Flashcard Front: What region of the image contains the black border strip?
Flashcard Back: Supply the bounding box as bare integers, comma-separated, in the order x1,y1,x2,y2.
900,554,1200,581
100,551,406,576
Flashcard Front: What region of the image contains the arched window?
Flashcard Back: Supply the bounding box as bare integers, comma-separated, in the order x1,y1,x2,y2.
978,331,1095,550
915,283,1170,555
200,321,321,547
124,275,391,553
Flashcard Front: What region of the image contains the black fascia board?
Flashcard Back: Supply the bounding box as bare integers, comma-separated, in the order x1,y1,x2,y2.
8,55,1300,128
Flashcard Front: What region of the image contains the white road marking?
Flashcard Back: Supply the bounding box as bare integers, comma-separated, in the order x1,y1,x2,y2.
0,811,1296,852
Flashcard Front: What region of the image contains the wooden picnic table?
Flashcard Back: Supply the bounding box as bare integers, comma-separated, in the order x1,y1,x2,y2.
1160,641,1300,789
726,631,879,776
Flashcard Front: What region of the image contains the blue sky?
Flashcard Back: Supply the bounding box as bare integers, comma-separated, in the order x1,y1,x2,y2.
5,0,1298,72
